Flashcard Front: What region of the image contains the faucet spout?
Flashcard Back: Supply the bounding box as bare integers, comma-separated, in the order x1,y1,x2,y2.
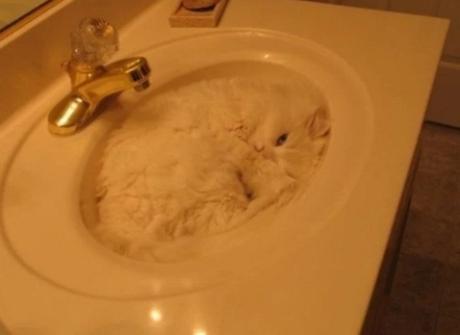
48,18,151,136
48,57,150,135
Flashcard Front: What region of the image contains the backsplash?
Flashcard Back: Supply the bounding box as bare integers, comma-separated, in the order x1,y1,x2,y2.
0,0,46,30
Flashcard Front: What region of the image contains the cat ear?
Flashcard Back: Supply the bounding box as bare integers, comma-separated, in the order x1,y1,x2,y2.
306,108,330,138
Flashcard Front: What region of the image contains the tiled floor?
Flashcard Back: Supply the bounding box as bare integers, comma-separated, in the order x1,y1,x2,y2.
377,122,460,335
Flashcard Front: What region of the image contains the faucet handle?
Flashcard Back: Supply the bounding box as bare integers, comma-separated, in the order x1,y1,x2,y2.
70,17,118,69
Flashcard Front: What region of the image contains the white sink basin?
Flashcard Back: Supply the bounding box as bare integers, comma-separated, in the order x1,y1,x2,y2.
0,30,373,299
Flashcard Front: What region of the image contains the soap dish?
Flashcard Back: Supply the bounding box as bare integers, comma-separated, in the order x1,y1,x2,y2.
169,0,229,27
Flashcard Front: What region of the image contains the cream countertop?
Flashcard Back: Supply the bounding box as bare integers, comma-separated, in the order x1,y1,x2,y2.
0,0,448,334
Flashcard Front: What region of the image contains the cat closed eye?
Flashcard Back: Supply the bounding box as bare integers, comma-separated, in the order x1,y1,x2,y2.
276,133,288,146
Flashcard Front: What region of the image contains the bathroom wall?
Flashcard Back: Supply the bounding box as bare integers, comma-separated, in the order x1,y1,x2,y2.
310,0,460,128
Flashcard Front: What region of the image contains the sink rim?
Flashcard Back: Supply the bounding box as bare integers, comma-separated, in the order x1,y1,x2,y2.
0,28,374,299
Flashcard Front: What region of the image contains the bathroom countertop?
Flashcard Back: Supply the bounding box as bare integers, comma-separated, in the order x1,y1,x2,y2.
0,0,448,334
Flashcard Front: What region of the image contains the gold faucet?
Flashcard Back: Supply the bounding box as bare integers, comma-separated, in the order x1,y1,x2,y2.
48,18,151,135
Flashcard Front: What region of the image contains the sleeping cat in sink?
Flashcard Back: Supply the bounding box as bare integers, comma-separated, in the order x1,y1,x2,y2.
89,77,330,260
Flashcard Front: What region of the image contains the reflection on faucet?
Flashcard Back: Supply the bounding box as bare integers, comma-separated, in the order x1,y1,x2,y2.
48,57,150,135
48,18,151,135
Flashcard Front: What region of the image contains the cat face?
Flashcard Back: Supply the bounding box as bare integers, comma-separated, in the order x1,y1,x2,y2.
246,92,330,179
200,77,330,180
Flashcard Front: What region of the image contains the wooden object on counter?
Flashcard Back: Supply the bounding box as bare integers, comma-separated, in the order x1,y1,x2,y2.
182,0,219,10
169,0,229,28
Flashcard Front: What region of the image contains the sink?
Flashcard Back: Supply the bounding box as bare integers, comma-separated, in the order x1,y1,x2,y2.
0,30,373,299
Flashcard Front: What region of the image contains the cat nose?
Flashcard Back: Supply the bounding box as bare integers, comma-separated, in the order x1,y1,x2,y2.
254,143,265,152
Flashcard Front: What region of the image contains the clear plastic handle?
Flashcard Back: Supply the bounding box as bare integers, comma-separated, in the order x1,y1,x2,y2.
70,17,118,68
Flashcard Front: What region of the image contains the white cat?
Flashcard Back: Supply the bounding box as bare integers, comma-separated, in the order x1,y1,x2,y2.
89,77,330,259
